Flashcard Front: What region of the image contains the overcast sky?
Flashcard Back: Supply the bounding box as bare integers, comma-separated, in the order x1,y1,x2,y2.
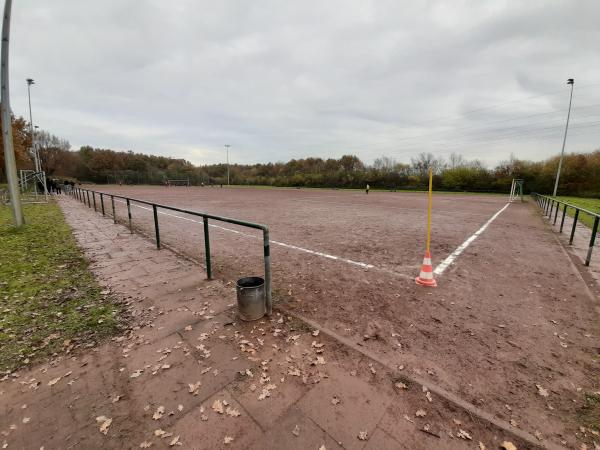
8,0,600,167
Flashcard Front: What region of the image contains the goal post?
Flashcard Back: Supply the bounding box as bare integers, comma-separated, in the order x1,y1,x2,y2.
166,179,190,187
509,178,524,202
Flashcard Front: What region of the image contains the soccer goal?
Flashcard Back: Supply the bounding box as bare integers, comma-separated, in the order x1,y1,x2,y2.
166,179,190,187
508,178,523,202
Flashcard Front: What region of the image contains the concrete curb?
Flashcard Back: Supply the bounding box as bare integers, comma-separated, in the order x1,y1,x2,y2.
278,306,562,450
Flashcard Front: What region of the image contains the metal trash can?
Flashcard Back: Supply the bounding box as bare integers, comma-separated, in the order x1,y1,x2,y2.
236,276,266,321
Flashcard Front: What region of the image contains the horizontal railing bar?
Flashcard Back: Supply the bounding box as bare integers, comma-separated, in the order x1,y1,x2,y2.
532,193,600,219
77,188,268,231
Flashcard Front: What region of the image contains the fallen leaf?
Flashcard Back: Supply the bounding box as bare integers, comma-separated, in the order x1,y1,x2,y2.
177,405,183,412
112,395,122,403
292,425,300,436
188,381,201,395
312,330,320,336
319,446,327,450
425,391,433,402
212,399,224,414
139,442,153,448
478,442,486,450
22,417,30,424
500,442,517,450
535,384,549,397
48,377,61,386
224,436,234,444
226,407,241,417
130,369,143,378
169,435,181,446
331,396,340,405
415,409,427,417
184,325,193,331
152,406,165,420
95,416,112,435
457,429,472,440
534,430,543,441
358,431,368,441
395,382,408,390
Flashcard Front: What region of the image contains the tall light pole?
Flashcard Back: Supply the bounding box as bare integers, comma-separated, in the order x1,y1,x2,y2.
224,144,230,185
552,78,574,197
1,0,24,227
26,78,40,172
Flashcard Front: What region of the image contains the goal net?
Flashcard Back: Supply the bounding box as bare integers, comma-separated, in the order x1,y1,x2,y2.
508,178,523,202
166,179,190,187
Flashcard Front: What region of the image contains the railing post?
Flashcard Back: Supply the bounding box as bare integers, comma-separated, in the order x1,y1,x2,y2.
86,190,91,207
585,216,599,266
92,192,97,212
111,195,116,224
569,209,579,245
559,204,567,233
553,201,559,225
203,217,212,279
263,227,272,315
126,198,133,233
548,199,554,218
100,193,105,216
152,204,161,249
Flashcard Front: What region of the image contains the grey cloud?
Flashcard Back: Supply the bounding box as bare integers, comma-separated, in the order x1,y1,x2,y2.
8,0,600,167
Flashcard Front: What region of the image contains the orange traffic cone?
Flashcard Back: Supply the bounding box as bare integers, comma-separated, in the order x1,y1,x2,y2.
415,250,437,287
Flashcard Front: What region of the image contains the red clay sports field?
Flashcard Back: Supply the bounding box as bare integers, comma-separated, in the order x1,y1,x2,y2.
72,185,599,448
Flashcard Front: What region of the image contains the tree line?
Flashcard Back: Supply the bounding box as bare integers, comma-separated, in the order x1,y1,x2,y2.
2,115,599,196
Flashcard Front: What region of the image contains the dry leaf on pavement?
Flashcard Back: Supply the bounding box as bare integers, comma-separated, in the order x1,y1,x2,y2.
292,425,300,436
152,406,165,420
358,431,368,441
139,442,153,448
535,384,549,397
188,381,201,395
212,399,224,414
95,416,112,435
48,377,61,386
224,436,234,444
457,429,472,440
500,442,517,450
169,435,181,446
415,409,427,417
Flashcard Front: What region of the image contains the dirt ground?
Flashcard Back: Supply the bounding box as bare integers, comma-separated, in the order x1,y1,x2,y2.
79,185,599,448
1,198,538,450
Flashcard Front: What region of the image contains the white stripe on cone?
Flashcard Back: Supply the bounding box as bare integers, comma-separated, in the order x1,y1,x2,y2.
419,270,434,280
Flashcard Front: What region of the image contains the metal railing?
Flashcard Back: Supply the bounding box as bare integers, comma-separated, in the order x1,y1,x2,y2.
70,187,272,314
532,193,599,266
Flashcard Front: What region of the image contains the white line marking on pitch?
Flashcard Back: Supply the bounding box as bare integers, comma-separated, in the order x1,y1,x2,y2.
433,202,511,275
115,199,376,270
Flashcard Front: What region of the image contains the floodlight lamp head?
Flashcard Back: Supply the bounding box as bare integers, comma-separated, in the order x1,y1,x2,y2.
26,78,35,85
567,78,574,85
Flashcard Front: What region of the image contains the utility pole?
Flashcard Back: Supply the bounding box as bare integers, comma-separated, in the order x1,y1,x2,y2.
224,144,230,186
1,0,24,227
552,78,574,197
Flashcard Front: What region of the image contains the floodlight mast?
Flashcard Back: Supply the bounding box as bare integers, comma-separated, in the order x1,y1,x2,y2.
552,78,574,197
26,78,40,172
224,144,230,185
1,0,24,227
